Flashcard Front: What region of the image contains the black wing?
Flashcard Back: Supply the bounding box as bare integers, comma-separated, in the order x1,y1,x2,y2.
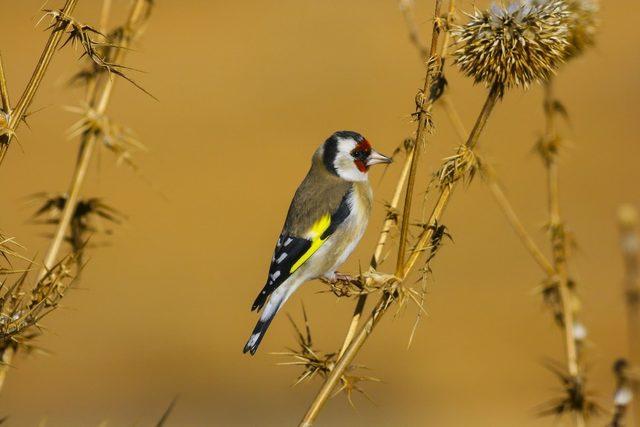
250,190,352,311
251,235,311,311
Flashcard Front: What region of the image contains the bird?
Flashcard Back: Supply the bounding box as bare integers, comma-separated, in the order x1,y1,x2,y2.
243,130,392,355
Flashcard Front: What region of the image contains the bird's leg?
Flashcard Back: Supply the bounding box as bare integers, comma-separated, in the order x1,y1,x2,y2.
328,271,355,283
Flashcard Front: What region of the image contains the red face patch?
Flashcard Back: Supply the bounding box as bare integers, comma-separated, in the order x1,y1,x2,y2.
355,139,371,152
354,159,367,172
351,139,372,173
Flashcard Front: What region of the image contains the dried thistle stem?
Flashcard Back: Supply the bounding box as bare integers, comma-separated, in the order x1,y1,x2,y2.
0,0,80,165
340,0,454,358
338,146,413,358
300,291,393,427
404,82,500,274
618,205,640,426
488,178,555,275
0,53,10,114
0,345,14,393
543,79,584,427
395,0,445,277
40,0,148,277
0,0,150,393
439,94,554,276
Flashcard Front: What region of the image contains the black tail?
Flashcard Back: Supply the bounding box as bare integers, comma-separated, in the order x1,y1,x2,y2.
243,306,279,355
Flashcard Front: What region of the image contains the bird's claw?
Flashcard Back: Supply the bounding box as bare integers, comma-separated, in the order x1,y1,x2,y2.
323,271,355,283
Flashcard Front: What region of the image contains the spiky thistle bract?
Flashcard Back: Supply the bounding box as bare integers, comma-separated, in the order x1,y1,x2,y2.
0,252,78,347
273,306,379,408
536,360,602,421
29,193,124,267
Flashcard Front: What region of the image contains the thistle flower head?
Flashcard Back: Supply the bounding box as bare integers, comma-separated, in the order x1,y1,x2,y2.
453,0,570,91
564,0,598,58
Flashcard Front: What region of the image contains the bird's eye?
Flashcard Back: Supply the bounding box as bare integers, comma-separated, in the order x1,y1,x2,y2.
351,148,369,161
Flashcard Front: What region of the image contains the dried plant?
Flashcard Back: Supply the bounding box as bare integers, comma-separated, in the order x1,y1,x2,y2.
39,5,151,97
0,0,80,165
564,0,599,59
609,359,634,427
274,306,379,407
449,2,599,424
0,0,155,393
536,66,586,427
39,0,153,279
618,205,640,425
0,253,77,344
537,360,601,421
29,193,124,264
155,396,179,427
452,0,569,93
0,233,29,276
0,252,78,391
66,103,147,169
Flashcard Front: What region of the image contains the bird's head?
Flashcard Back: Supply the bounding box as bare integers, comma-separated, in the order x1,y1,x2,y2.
321,131,392,182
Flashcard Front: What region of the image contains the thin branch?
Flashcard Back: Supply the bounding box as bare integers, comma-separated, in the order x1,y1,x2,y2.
395,0,445,277
542,78,584,427
0,0,152,393
99,0,113,34
338,0,452,360
618,205,640,426
439,93,554,276
300,291,393,427
0,0,80,165
338,145,413,358
0,53,10,114
39,0,151,278
404,82,500,275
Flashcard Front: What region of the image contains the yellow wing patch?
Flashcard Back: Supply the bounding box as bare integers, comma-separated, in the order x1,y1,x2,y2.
289,214,331,273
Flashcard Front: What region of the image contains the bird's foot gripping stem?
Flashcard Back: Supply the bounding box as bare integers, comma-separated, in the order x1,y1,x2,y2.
322,271,355,284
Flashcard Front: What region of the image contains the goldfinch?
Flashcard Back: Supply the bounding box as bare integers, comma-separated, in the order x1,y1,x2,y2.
244,130,391,355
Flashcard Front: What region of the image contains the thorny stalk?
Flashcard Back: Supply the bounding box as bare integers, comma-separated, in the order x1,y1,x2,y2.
609,359,633,427
439,94,555,276
0,253,78,393
399,0,550,275
0,0,152,393
40,0,151,278
0,53,10,114
338,0,458,358
404,82,500,274
0,0,79,165
541,78,584,427
395,0,445,278
618,205,640,426
337,145,413,358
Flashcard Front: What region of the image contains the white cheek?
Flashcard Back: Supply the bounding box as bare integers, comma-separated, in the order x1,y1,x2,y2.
335,156,367,182
334,137,367,182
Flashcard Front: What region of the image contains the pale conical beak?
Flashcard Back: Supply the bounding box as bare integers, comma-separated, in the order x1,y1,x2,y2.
366,150,392,166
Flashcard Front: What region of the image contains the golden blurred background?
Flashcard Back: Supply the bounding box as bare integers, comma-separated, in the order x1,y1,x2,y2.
0,0,638,425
